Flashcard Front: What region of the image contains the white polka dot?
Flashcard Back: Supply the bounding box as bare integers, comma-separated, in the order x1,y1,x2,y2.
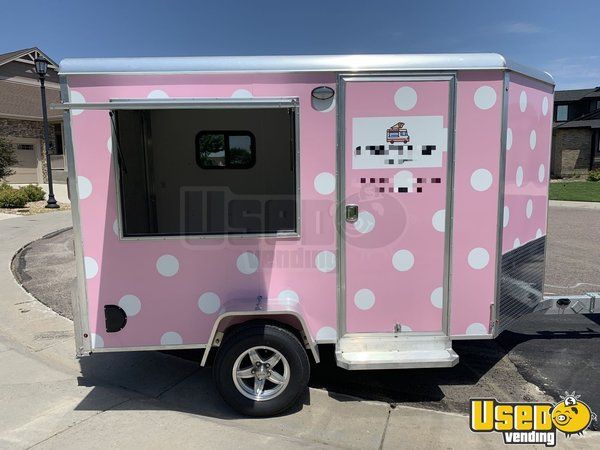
237,252,259,275
506,128,513,151
538,164,546,183
84,256,98,279
354,288,375,310
91,333,104,348
432,209,445,232
394,86,417,110
354,211,376,234
513,238,521,249
392,249,414,272
278,289,300,306
470,168,493,192
70,90,85,116
314,172,335,195
401,325,413,332
466,323,487,335
542,96,549,116
468,248,489,270
519,90,527,112
315,251,336,273
160,331,183,345
430,287,443,309
473,86,497,110
503,206,510,228
536,228,543,238
516,166,524,187
231,89,252,98
107,136,112,154
529,130,537,150
118,294,141,316
77,176,92,200
526,199,533,218
156,254,179,277
316,326,337,341
198,292,221,314
147,90,169,99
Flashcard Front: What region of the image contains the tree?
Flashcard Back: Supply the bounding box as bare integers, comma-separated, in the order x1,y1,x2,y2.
0,137,17,181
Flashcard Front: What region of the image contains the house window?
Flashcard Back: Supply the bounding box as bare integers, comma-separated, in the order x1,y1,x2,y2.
196,131,255,169
556,105,568,121
595,100,600,112
115,107,298,237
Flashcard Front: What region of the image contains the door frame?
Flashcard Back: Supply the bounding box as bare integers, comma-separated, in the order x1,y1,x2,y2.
335,72,458,339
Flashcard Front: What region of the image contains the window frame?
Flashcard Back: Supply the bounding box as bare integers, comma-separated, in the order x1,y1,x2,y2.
108,97,301,241
556,104,569,122
195,130,256,169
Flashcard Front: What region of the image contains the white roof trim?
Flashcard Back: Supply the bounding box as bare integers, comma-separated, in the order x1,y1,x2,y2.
59,53,554,85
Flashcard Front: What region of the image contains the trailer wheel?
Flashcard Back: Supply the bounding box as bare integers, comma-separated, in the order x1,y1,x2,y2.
213,323,310,417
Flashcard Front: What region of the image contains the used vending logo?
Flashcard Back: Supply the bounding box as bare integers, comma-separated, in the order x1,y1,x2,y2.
470,392,596,446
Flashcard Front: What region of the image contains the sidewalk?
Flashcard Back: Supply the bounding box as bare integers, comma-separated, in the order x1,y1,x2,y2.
0,213,598,449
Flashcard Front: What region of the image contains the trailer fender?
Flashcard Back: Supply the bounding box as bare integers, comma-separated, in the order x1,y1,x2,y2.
200,297,320,366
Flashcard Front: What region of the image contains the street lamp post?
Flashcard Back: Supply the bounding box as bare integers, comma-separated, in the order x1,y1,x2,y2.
34,57,59,209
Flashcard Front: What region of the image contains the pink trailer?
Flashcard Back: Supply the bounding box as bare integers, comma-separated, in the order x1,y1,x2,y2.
57,54,554,416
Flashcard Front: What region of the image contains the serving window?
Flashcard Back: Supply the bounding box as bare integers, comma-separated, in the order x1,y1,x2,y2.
113,106,298,237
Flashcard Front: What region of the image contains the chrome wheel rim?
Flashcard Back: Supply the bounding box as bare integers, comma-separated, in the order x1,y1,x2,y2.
232,346,290,401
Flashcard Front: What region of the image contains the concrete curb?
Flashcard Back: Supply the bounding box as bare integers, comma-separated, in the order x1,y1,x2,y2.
549,200,600,209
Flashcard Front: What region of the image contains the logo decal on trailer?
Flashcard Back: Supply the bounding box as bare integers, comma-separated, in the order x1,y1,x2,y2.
352,116,447,170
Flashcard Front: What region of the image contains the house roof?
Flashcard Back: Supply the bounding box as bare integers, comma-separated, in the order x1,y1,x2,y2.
555,119,600,129
555,87,600,102
554,109,600,129
0,47,61,120
0,81,61,120
0,47,58,69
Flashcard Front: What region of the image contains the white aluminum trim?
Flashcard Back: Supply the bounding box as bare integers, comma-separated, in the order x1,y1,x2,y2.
60,75,92,357
53,97,299,111
93,343,207,353
58,53,554,85
451,334,494,340
200,310,320,366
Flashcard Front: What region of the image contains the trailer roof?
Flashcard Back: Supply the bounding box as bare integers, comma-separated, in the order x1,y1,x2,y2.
59,53,554,85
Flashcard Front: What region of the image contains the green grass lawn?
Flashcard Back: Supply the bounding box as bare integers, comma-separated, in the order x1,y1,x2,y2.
549,181,600,202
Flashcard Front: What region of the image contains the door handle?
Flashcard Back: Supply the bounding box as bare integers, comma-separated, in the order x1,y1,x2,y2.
345,204,359,223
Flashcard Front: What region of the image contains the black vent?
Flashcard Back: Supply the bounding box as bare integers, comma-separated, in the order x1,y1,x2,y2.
104,305,128,333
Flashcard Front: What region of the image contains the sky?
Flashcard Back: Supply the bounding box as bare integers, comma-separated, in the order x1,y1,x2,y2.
1,0,599,89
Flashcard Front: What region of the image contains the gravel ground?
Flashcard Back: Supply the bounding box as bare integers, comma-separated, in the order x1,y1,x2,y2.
10,205,600,424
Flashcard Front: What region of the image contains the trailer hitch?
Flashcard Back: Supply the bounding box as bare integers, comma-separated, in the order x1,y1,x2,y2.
537,292,600,315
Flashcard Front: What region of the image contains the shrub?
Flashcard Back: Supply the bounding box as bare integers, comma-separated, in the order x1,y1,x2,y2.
0,182,12,191
19,184,45,202
0,137,18,181
0,187,28,208
587,169,600,182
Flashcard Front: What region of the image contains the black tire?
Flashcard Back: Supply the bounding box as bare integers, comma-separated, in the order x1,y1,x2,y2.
213,323,310,417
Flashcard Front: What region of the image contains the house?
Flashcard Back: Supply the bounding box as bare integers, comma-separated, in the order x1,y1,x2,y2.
551,87,600,177
0,47,66,184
